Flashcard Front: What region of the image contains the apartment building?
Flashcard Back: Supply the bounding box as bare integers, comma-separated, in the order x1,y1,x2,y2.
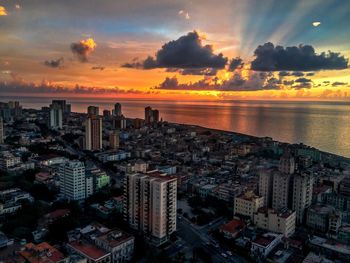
233,191,264,220
124,171,177,246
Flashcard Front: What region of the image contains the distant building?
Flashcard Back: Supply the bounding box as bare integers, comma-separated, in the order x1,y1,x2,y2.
233,191,264,220
306,204,341,234
109,130,120,149
58,161,87,201
52,99,71,114
112,115,127,130
259,169,273,207
339,177,350,197
0,117,4,144
272,171,292,210
87,106,99,116
84,116,102,151
279,152,295,174
95,150,131,163
124,172,177,246
144,106,159,124
254,207,296,237
113,103,122,117
49,103,63,129
293,172,313,224
103,109,111,118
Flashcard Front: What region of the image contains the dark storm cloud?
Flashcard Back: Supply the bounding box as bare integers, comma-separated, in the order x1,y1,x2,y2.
44,57,64,68
228,57,244,71
122,31,228,71
251,42,348,71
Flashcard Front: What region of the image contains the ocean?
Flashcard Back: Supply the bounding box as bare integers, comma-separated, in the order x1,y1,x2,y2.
3,97,350,157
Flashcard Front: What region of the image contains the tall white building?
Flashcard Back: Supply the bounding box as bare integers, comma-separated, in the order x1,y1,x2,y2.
49,103,63,129
279,153,295,174
0,117,4,144
272,171,292,210
258,169,273,207
124,172,177,246
293,172,313,224
59,161,86,201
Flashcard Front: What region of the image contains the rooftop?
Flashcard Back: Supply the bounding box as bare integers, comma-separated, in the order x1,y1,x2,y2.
96,228,134,248
220,219,245,234
19,242,66,263
68,241,110,260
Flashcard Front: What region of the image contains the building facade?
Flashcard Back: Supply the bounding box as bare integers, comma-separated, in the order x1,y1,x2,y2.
124,172,177,246
293,172,313,224
59,161,86,201
85,116,103,151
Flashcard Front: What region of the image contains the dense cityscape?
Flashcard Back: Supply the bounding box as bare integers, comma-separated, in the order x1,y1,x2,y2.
0,100,349,263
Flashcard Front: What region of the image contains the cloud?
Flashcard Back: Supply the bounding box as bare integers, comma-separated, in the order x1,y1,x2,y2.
166,67,218,76
91,66,105,70
0,6,7,16
122,31,228,71
178,10,190,20
0,81,144,95
295,77,311,83
70,38,96,62
228,57,244,71
251,42,348,71
312,22,321,27
332,81,348,87
155,71,288,92
278,71,304,77
44,57,64,68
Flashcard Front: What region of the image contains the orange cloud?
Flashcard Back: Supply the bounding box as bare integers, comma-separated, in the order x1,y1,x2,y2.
70,37,97,62
0,6,7,16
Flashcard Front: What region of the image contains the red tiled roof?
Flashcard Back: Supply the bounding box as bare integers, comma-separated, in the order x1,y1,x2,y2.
19,242,66,263
220,219,245,234
68,241,109,260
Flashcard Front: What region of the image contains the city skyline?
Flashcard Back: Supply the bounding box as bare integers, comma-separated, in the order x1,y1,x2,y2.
0,0,350,101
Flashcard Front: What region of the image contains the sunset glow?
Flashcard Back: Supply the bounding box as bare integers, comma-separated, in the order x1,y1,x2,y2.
0,0,349,101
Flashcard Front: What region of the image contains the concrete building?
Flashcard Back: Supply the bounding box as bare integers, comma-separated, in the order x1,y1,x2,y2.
254,207,296,237
306,204,341,234
85,116,102,151
52,100,71,114
258,169,273,207
0,152,21,171
145,106,159,124
279,153,295,174
233,191,264,220
0,117,3,144
339,177,350,197
19,242,68,263
272,171,292,210
59,161,86,201
109,130,120,149
293,172,313,224
124,172,177,246
49,103,63,129
94,228,134,263
113,103,122,117
87,106,99,116
250,232,283,258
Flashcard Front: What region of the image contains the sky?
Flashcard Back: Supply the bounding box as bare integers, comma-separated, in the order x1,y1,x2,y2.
0,0,350,101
